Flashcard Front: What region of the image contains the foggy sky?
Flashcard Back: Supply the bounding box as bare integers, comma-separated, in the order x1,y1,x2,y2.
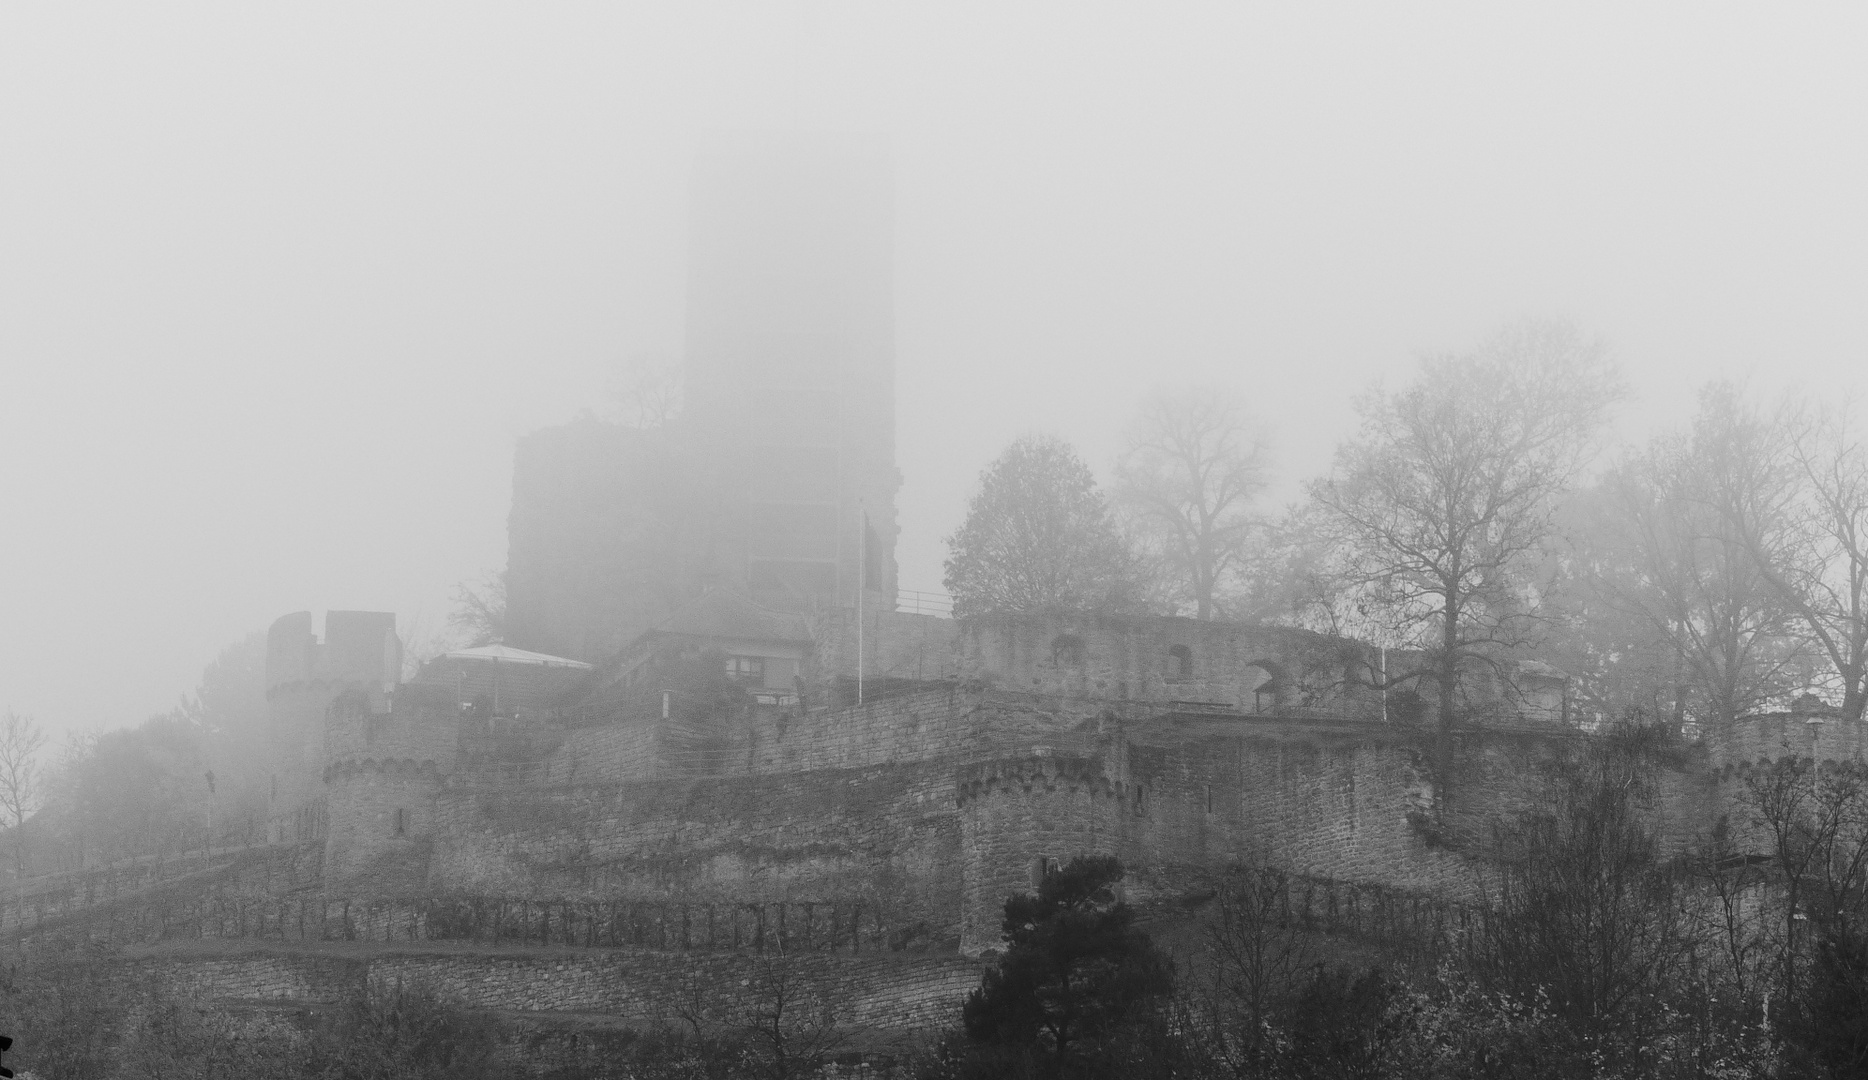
3,3,1866,746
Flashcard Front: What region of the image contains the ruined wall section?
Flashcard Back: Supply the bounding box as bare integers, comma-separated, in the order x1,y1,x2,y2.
955,613,1388,717
807,608,963,690
737,687,1095,774
402,690,1097,948
1123,721,1459,893
950,717,1645,953
536,687,1093,788
949,720,1480,955
426,762,963,949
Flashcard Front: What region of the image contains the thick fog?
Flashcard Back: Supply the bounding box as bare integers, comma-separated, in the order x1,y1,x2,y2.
2,3,1865,743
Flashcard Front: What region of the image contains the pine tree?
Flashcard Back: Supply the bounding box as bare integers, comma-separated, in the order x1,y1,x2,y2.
961,856,1173,1077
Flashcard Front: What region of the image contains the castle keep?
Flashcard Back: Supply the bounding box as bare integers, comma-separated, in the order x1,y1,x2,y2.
503,135,900,663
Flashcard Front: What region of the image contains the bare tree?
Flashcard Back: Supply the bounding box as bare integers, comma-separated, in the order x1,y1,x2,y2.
1591,386,1806,730
665,944,851,1080
1179,868,1314,1078
0,709,46,930
1475,723,1696,1058
1539,489,1702,729
397,613,452,683
1690,819,1774,1016
1731,398,1868,721
1309,318,1622,732
1114,387,1271,620
611,351,683,429
449,569,508,647
1741,757,1868,1070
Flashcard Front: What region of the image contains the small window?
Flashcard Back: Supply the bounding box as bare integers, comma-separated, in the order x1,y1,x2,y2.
1205,784,1213,815
393,808,408,837
1133,784,1146,814
725,655,767,683
1168,644,1192,678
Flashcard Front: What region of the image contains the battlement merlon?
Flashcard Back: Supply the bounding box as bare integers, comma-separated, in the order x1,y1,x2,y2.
265,610,401,698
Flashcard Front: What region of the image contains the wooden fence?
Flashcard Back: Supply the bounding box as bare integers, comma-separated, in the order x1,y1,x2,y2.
84,895,927,954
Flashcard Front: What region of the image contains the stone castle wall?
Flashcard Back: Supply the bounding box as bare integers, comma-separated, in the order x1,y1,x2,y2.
957,754,1124,952
954,613,1386,714
420,761,964,948
379,686,1617,954
265,605,1836,982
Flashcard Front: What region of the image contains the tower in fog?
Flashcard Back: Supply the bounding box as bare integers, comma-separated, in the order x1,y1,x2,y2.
502,135,900,660
684,134,900,610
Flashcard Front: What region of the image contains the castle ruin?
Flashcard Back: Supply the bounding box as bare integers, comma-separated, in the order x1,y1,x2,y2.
182,136,1852,1036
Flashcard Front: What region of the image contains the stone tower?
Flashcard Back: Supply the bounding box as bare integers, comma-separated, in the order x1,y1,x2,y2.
321,681,455,892
502,135,902,659
264,610,400,843
684,134,901,611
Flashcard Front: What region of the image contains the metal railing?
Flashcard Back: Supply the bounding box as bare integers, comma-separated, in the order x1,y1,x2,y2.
896,589,954,617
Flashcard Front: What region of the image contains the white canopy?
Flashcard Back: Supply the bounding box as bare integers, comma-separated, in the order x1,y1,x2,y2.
442,644,592,670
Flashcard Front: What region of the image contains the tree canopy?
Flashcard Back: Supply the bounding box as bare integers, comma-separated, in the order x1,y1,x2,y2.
943,435,1144,619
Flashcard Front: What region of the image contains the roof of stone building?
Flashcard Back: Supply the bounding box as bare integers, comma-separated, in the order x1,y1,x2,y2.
651,589,813,645
443,644,594,670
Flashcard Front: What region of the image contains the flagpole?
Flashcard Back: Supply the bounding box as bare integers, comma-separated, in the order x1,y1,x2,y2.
1380,647,1387,723
858,504,865,706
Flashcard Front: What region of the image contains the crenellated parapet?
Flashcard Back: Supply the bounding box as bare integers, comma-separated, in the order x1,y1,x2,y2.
955,752,1126,807
324,757,444,784
1705,711,1868,773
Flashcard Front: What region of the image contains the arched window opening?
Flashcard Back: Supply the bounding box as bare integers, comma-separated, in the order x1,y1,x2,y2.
1243,661,1285,714
1051,634,1086,667
1168,644,1193,678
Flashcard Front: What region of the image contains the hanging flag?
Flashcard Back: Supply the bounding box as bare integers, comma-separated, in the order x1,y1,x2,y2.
863,512,884,591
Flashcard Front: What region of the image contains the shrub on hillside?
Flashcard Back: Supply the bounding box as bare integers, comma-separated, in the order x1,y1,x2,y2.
945,856,1175,1079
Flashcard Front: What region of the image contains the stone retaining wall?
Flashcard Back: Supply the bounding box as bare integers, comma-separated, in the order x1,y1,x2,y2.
145,948,983,1032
